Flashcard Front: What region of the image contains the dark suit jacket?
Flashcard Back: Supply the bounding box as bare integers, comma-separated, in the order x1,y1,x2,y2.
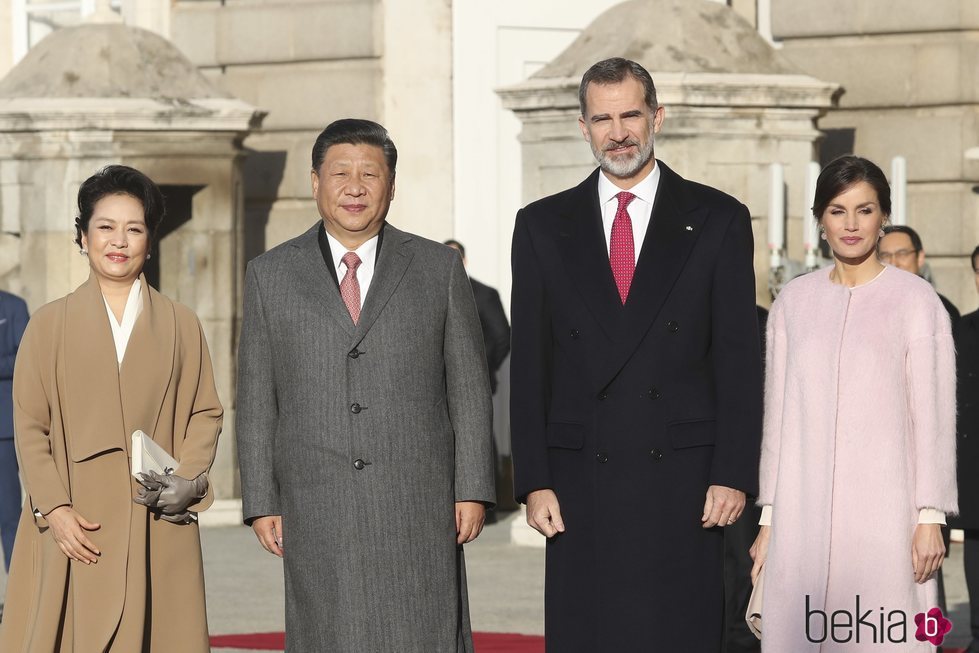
469,277,510,393
952,309,979,529
509,162,763,651
939,292,961,329
0,291,29,440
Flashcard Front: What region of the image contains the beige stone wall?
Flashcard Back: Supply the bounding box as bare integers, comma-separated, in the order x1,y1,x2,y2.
170,0,384,253
773,0,979,314
169,0,456,252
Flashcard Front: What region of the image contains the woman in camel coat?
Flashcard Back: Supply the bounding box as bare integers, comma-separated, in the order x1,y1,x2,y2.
750,156,957,652
0,165,222,652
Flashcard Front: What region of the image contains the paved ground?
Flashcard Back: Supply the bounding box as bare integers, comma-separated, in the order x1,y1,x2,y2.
1,513,974,650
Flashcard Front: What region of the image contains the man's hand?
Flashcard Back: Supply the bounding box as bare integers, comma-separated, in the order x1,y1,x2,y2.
912,523,945,584
526,489,565,538
702,485,746,528
46,505,101,564
252,515,284,557
749,525,770,585
456,501,486,544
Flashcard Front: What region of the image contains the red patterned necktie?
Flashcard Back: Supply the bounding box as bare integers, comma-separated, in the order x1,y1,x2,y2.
610,191,636,304
340,251,362,324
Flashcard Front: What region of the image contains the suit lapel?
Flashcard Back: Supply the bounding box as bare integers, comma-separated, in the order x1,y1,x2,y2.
595,162,707,390
350,224,413,347
556,169,625,340
293,223,356,338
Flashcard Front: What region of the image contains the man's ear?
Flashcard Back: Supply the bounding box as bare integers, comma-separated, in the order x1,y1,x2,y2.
578,115,591,143
310,169,319,198
917,248,927,270
652,105,666,134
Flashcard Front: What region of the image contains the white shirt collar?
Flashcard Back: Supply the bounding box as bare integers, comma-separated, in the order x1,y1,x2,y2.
103,278,143,366
324,229,379,274
597,161,660,206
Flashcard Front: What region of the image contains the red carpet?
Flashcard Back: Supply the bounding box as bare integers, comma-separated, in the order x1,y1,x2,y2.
209,631,544,651
210,632,964,652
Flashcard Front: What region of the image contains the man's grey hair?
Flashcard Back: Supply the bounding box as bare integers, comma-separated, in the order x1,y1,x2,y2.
578,57,658,117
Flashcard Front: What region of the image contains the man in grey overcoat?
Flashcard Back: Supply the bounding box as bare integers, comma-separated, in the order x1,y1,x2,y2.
236,118,495,652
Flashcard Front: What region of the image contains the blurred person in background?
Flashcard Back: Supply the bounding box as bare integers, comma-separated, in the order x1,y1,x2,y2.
950,245,979,653
0,289,29,583
444,239,513,511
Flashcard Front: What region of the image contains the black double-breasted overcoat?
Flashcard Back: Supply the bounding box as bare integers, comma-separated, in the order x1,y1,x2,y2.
510,163,763,652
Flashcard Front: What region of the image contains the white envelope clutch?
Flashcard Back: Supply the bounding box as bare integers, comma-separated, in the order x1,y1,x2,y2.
131,430,178,478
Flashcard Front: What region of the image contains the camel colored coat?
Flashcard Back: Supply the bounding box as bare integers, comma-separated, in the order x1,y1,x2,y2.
0,274,223,652
759,266,957,652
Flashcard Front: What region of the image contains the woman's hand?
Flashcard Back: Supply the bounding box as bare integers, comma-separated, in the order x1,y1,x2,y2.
912,523,946,584
46,506,101,564
749,525,771,585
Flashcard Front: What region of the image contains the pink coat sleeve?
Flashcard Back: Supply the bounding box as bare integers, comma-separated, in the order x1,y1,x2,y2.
906,302,958,514
758,298,786,508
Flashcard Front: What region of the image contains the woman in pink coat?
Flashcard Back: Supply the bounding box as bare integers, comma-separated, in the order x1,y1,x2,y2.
750,155,957,652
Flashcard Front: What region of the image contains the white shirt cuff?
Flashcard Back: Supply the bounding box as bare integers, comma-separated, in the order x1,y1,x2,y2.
918,508,946,525
759,504,773,526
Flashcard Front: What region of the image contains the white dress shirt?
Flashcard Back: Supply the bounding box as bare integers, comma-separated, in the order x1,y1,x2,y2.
324,230,380,309
598,162,661,263
103,278,143,366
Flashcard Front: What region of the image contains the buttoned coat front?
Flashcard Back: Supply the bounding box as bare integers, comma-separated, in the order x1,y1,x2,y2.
236,223,494,653
0,274,223,652
510,163,763,652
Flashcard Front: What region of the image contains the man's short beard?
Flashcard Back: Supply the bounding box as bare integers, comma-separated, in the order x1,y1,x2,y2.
593,127,656,179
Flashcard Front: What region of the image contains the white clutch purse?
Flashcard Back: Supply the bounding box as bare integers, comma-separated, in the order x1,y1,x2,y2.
131,430,177,478
746,565,765,639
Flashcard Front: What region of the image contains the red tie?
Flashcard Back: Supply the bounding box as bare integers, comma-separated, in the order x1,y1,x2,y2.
610,191,636,304
340,251,362,324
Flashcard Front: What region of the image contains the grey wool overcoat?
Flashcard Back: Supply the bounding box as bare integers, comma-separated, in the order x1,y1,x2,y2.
236,222,495,653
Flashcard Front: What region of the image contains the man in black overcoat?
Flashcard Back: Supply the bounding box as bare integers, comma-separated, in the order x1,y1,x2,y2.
951,245,979,653
509,58,763,651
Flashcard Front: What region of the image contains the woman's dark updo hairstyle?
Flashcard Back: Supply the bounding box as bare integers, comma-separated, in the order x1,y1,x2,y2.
74,165,166,249
811,155,891,221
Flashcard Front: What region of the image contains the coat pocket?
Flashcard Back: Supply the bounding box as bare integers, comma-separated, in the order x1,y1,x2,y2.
545,421,584,450
667,418,716,450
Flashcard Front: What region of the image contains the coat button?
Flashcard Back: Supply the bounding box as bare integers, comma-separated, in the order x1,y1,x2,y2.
596,452,608,463
667,320,679,333
597,391,607,401
350,403,362,414
570,329,580,339
348,349,361,359
353,459,366,470
648,388,660,400
650,448,663,461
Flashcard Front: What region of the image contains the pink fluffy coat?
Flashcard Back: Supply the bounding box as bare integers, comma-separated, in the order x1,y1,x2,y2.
759,266,958,652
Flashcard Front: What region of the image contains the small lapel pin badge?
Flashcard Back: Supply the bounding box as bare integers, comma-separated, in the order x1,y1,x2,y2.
684,225,694,231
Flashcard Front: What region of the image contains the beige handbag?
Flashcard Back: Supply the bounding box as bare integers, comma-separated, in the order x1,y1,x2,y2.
746,565,764,639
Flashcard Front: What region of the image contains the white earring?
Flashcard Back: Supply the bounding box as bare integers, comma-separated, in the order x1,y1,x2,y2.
80,249,88,255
